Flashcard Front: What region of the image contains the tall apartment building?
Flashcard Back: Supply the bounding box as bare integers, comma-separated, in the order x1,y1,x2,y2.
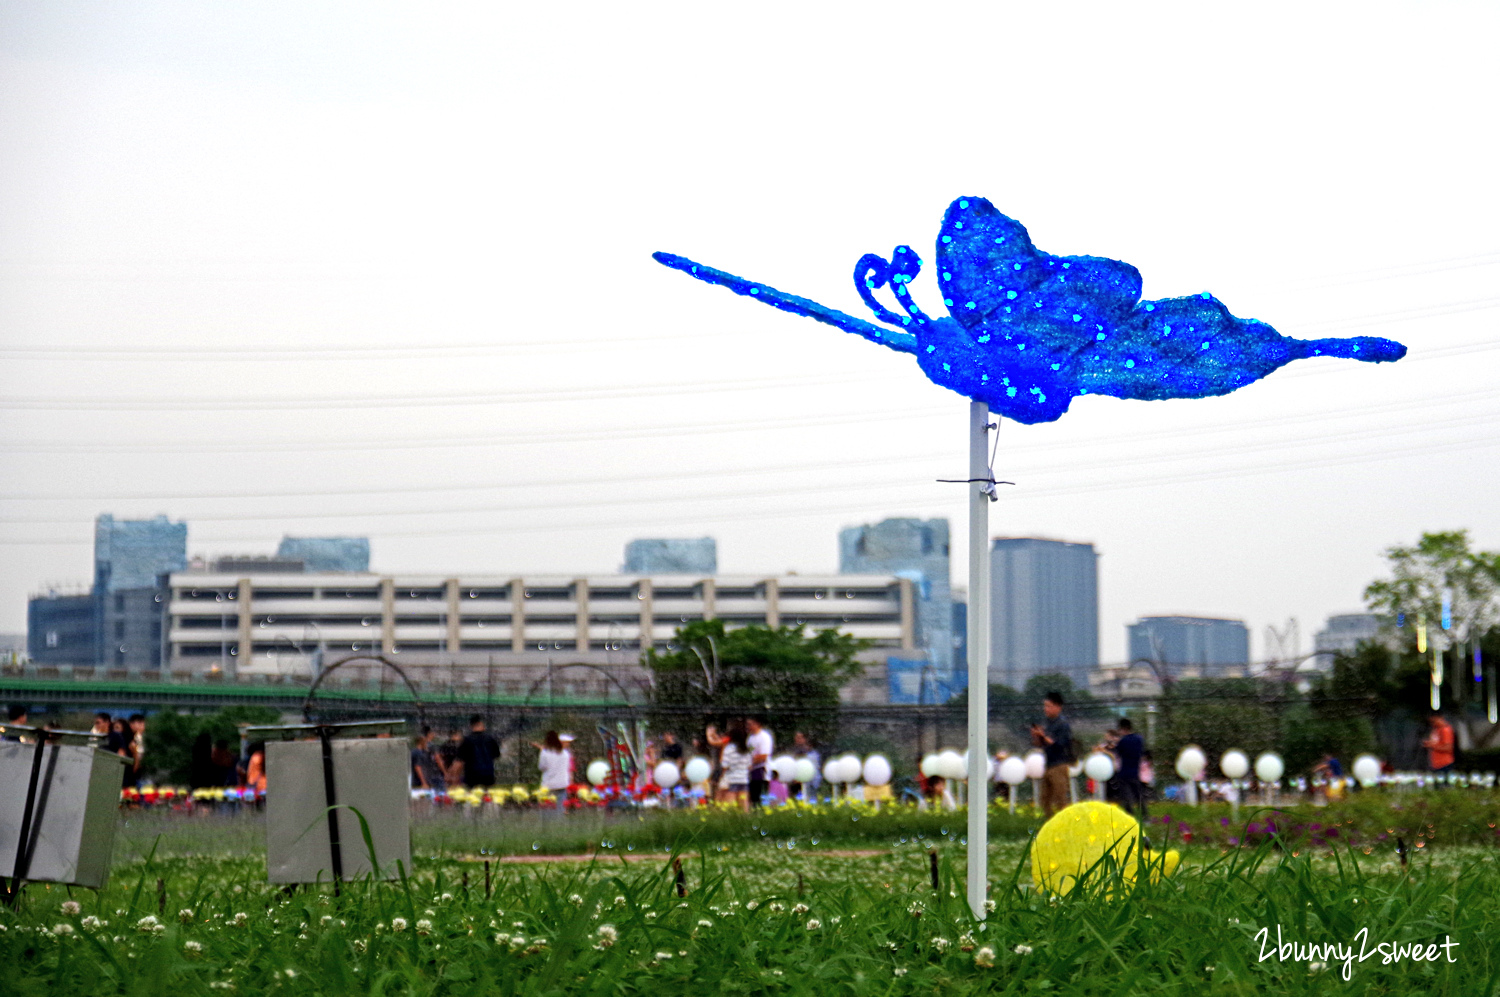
990,537,1099,691
1312,613,1382,669
1127,615,1250,678
92,514,186,670
276,537,371,573
621,538,717,574
839,517,953,675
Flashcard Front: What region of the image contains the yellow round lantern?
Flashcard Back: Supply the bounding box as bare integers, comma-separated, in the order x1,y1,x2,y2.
1029,801,1180,896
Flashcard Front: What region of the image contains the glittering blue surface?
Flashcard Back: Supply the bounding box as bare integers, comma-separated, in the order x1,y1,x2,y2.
654,196,1406,424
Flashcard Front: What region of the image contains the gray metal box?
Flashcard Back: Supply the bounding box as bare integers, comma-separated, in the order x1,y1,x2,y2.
0,742,127,889
265,738,411,883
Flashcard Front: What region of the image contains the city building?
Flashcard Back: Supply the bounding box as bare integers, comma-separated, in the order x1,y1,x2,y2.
990,537,1099,691
839,518,953,695
163,570,916,704
621,538,717,574
91,514,186,670
26,589,94,667
1313,613,1382,668
277,536,371,573
1127,615,1250,679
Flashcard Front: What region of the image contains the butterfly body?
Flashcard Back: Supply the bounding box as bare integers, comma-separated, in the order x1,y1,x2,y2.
654,196,1405,424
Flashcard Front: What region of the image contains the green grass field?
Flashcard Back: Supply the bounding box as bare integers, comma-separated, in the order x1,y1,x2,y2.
4,801,1496,996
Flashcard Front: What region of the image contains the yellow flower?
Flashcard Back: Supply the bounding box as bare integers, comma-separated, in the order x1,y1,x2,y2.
1028,801,1180,896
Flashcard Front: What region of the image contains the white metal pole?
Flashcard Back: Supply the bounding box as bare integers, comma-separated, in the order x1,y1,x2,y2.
966,401,991,920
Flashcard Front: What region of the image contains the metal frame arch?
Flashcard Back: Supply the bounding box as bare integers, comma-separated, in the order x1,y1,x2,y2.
302,653,426,727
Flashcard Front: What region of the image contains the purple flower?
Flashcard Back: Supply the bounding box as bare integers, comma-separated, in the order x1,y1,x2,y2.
1220,818,1230,826
1326,828,1339,838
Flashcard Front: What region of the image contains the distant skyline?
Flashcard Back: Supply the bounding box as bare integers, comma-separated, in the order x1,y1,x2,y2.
2,3,1497,662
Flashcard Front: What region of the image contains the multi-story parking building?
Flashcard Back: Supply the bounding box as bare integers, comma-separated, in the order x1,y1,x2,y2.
166,572,918,704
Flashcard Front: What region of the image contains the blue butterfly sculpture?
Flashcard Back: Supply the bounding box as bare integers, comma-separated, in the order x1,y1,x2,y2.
654,196,1406,424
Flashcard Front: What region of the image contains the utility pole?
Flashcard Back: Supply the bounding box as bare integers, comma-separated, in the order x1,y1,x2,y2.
965,401,993,920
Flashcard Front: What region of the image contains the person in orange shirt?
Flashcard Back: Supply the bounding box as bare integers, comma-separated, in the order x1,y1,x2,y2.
1422,715,1455,773
245,741,268,793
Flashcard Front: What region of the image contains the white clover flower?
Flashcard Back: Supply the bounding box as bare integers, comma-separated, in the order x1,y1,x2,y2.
654,951,673,962
1014,944,1033,955
416,919,433,936
352,939,367,953
893,968,908,977
644,911,657,921
391,917,408,932
907,902,924,917
596,924,618,947
931,937,951,952
1309,962,1327,974
768,902,785,913
135,915,160,932
61,901,81,916
771,969,784,977
959,931,976,952
568,894,584,906
81,916,102,930
614,896,627,908
320,915,333,926
792,903,809,915
208,983,235,991
745,900,759,911
283,968,297,979
509,935,527,949
52,924,75,936
184,940,202,953
805,919,821,931
440,893,453,902
983,899,996,913
231,913,248,927
177,908,194,922
697,919,713,929
974,946,996,968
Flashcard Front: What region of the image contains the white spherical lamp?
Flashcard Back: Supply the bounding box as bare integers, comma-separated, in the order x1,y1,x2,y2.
1176,746,1207,781
823,758,843,784
999,756,1028,786
919,754,940,778
837,754,863,783
771,755,797,783
1084,752,1115,782
653,761,680,789
586,759,610,786
793,758,816,783
1352,754,1381,787
684,756,712,785
1220,750,1249,780
1024,751,1047,780
863,755,893,787
1254,752,1284,783
936,750,965,781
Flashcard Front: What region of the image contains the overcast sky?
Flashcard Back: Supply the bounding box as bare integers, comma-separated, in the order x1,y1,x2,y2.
1,2,1497,662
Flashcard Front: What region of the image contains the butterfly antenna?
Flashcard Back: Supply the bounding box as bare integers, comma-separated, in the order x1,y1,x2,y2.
652,251,918,355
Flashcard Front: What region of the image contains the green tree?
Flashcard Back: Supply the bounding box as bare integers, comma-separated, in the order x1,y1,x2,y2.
644,620,869,744
1366,530,1500,652
1155,678,1282,773
146,705,282,784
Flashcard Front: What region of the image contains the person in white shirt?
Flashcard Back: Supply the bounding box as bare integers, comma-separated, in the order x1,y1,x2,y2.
718,721,753,812
535,730,573,810
745,717,774,807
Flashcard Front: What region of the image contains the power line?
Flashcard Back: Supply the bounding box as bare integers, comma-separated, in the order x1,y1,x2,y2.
0,368,906,411
3,422,1497,540
5,392,1500,506
7,381,1499,504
